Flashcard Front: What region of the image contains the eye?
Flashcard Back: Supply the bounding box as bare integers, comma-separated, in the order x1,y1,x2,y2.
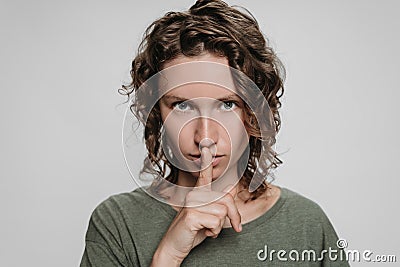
220,101,237,111
172,101,192,112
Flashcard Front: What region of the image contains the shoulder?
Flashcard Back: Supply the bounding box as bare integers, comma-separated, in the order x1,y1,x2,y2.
89,186,155,220
270,186,342,243
270,187,348,264
278,186,335,228
281,187,324,212
84,187,160,239
81,188,154,265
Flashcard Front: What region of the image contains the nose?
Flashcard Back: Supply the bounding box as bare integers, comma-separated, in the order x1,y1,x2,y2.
193,117,219,149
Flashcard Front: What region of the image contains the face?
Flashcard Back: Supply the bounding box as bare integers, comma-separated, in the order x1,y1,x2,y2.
159,53,250,182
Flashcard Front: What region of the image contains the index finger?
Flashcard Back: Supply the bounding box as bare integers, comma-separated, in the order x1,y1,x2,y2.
195,147,213,191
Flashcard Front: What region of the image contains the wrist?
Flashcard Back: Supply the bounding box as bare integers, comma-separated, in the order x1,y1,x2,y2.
151,244,183,267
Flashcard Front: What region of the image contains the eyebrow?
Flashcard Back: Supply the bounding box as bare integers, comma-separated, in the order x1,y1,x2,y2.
162,94,242,102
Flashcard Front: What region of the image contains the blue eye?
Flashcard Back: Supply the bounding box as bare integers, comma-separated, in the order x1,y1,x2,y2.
171,100,238,112
173,102,191,111
221,101,236,110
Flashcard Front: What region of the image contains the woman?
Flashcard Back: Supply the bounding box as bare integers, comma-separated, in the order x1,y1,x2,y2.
80,0,350,266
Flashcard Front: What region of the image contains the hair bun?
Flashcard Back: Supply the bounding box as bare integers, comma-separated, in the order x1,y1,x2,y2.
189,0,228,13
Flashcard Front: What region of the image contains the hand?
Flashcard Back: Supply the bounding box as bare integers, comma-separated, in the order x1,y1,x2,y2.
151,147,242,265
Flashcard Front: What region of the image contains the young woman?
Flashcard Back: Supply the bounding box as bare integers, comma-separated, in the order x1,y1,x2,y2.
80,0,350,266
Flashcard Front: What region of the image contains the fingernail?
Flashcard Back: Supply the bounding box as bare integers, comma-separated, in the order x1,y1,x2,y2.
238,223,242,232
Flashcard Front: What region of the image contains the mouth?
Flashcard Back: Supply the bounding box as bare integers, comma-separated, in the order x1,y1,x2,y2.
189,154,224,167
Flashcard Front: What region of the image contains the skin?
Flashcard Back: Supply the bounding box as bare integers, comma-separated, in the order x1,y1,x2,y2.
159,82,248,184
151,53,281,266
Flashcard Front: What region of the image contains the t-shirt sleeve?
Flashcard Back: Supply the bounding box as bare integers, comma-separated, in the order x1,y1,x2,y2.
319,208,350,267
80,240,128,267
79,197,140,267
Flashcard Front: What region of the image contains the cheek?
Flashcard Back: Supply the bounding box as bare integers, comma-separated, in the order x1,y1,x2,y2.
177,126,193,151
163,119,196,155
161,109,185,144
220,114,248,153
228,124,248,151
163,121,180,139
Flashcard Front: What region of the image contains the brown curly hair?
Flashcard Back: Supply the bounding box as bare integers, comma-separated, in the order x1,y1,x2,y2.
118,0,285,202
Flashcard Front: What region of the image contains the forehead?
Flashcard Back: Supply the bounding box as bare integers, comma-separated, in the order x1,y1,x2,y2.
162,53,229,69
160,53,239,99
163,83,239,100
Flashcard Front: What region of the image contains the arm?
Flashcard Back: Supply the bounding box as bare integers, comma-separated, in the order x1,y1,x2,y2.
150,243,182,267
79,198,139,267
80,240,128,267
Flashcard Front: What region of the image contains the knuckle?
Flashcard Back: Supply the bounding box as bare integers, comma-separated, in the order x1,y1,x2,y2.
216,205,228,218
184,210,196,226
211,217,221,229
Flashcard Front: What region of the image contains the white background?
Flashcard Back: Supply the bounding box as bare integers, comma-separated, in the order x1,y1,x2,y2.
1,0,399,266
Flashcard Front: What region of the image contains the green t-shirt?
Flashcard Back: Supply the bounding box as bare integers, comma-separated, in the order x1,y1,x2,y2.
80,186,350,266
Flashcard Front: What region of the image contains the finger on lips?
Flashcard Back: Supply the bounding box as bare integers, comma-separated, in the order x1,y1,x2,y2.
195,147,213,190
190,147,242,233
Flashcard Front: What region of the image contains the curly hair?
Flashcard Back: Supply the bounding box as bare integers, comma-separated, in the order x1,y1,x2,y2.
118,0,285,202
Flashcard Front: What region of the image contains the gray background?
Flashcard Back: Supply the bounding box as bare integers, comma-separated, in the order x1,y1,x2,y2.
1,0,399,266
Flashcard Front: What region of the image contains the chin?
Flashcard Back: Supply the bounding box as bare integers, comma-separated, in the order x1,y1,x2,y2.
189,169,222,180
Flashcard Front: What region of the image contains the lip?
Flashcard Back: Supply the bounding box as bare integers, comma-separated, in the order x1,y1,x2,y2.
211,156,222,167
190,154,224,167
